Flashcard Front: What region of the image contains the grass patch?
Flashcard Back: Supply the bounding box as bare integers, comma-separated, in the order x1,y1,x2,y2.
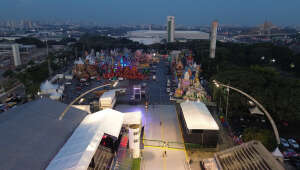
131,158,141,170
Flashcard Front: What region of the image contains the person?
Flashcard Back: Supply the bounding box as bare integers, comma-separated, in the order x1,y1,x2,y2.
160,121,162,126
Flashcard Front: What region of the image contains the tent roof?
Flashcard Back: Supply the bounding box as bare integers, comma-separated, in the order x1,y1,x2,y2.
0,98,87,170
46,109,124,170
123,111,142,125
272,147,283,158
180,101,219,130
40,80,58,91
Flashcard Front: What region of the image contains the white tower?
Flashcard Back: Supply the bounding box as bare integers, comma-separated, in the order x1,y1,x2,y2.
12,44,21,66
209,21,218,59
167,16,175,42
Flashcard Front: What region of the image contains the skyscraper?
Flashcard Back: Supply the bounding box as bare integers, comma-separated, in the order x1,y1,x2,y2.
12,44,21,66
167,16,175,43
209,20,218,59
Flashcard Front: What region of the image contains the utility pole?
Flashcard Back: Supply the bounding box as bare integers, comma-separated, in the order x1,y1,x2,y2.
225,86,229,119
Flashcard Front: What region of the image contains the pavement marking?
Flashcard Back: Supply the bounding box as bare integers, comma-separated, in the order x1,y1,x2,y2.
161,121,167,170
144,145,184,151
176,112,190,162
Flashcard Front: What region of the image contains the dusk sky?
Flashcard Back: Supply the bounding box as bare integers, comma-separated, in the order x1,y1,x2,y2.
0,0,299,26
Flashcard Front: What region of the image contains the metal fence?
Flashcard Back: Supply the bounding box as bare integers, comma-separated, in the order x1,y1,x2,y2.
143,139,216,152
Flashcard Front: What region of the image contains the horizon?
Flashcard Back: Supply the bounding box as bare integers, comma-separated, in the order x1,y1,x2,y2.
0,0,299,26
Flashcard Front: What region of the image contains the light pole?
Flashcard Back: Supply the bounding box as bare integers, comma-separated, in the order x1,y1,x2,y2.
59,80,119,120
212,80,280,145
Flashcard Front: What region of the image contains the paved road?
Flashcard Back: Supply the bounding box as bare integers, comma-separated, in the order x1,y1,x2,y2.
143,105,186,170
115,104,187,170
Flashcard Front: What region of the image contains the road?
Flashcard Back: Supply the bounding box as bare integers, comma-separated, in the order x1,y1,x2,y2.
115,104,187,170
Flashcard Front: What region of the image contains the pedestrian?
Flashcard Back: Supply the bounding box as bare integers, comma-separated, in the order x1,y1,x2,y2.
160,121,162,126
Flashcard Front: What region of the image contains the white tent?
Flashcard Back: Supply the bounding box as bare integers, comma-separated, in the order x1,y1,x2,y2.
99,90,116,106
49,91,62,101
272,147,284,158
40,80,58,94
46,109,124,170
74,58,84,65
180,101,219,130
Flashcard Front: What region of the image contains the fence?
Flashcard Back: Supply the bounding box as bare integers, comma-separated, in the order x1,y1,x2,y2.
143,139,216,152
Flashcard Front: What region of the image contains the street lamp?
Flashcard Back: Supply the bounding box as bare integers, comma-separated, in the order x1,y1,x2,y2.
58,80,119,120
212,79,280,145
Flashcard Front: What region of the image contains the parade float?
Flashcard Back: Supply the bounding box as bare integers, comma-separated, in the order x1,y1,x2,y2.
71,49,158,81
172,54,210,102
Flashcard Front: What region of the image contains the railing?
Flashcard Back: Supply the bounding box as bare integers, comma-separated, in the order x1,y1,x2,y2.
143,138,216,151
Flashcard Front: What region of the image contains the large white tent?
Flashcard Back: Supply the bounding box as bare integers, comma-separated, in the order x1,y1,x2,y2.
46,109,124,170
180,101,219,130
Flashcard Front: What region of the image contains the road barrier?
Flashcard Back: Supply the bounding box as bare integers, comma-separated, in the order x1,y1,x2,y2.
143,139,216,152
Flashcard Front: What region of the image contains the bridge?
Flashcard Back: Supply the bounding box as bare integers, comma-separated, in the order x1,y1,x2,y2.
233,33,293,39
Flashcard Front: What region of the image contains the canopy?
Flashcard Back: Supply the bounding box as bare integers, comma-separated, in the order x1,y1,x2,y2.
46,109,124,170
180,101,219,130
74,58,84,65
272,147,283,158
40,80,58,94
100,90,116,105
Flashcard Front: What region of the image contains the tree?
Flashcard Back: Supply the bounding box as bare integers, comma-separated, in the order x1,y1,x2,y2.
2,69,15,78
242,127,277,151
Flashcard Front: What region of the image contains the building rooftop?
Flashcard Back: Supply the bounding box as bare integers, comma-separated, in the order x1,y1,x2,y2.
46,108,124,170
0,98,87,170
214,140,284,170
180,101,219,130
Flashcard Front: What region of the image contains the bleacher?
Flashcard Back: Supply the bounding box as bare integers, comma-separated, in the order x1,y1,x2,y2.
88,146,114,170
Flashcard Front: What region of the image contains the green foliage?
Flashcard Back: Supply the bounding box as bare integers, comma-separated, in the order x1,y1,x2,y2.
28,60,35,66
2,69,15,78
15,62,49,96
242,128,277,151
211,67,300,123
131,158,141,170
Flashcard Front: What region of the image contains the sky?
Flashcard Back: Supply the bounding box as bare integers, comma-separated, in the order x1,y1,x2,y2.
0,0,299,26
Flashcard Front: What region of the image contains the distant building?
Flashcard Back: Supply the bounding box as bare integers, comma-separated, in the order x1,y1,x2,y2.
126,30,209,45
12,44,21,66
209,20,218,59
167,16,175,42
0,43,36,68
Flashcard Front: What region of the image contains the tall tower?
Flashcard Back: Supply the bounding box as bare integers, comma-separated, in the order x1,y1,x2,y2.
12,44,21,66
167,16,175,43
209,20,218,59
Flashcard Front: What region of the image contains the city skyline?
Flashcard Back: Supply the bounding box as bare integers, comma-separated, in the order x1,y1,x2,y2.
0,0,299,26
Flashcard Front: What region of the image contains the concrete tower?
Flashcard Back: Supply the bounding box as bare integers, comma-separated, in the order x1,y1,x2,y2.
209,20,218,59
167,16,175,42
12,44,21,66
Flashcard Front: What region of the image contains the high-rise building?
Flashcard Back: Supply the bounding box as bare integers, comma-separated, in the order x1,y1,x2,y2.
167,16,175,42
209,20,218,59
12,44,21,66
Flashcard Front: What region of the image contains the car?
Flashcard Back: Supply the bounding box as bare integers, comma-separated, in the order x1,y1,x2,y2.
283,148,297,158
7,102,16,108
280,137,290,148
288,139,299,150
